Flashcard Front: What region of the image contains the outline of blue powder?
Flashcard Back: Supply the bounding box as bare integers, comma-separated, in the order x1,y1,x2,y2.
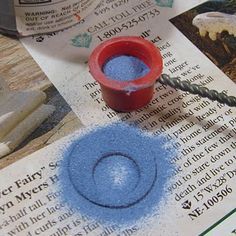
57,123,177,226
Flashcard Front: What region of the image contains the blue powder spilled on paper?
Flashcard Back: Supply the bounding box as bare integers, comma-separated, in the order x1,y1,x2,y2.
103,55,150,81
58,123,177,226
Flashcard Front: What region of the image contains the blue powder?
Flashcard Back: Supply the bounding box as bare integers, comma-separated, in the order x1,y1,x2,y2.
93,154,140,200
58,123,176,226
103,55,150,81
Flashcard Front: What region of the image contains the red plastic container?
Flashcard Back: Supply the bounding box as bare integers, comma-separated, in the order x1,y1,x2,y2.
88,36,163,112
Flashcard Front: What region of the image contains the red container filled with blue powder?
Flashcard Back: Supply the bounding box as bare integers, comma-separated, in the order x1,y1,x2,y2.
89,36,163,112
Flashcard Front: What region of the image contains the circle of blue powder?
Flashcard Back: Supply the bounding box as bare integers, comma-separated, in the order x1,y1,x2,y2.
58,123,176,225
93,153,140,196
68,141,156,208
102,55,150,81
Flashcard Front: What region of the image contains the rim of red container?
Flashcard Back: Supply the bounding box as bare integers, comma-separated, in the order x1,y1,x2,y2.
88,36,163,91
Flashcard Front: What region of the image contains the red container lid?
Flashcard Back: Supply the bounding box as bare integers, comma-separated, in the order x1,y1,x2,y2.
89,36,163,112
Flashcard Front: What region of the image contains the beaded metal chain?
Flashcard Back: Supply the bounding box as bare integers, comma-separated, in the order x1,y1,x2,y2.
159,74,236,107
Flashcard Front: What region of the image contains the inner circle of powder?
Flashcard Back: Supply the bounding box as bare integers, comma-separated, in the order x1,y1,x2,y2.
93,153,140,195
102,55,150,81
58,123,177,225
68,141,157,208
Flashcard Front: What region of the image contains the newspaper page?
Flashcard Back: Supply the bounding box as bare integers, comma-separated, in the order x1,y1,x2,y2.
0,0,236,235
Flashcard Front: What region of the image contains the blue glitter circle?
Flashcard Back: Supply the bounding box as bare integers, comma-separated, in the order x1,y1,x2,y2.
68,146,156,208
59,123,176,225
